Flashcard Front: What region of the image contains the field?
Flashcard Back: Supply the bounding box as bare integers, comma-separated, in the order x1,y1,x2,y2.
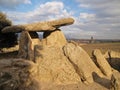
0,42,120,59
80,42,120,57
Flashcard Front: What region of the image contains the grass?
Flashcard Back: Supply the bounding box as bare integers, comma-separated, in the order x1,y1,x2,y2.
80,42,120,57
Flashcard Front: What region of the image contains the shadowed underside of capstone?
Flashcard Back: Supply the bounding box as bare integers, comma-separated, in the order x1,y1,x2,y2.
2,18,74,33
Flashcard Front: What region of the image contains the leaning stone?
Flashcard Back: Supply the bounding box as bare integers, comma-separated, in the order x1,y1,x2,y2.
42,29,67,47
63,42,103,84
93,49,112,77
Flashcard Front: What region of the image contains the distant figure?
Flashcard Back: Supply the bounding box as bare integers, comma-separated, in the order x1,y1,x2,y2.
89,36,94,43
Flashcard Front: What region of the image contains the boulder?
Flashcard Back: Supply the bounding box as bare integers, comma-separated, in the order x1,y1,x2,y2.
63,42,103,84
93,49,112,77
34,45,81,85
42,29,67,47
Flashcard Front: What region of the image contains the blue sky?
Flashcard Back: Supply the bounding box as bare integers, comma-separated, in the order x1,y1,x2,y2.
0,0,120,39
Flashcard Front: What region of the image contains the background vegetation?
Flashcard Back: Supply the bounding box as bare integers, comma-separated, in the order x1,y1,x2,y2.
0,12,18,48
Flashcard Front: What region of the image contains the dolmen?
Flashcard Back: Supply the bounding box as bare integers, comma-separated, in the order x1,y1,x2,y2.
0,18,118,90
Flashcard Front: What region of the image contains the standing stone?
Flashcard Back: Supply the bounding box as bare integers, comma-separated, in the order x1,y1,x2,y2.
18,31,40,62
42,29,67,47
63,42,103,84
93,49,112,77
18,31,28,59
27,32,41,62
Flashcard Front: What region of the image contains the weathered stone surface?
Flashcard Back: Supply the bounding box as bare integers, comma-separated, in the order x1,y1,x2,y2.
18,31,41,61
42,29,67,47
2,18,74,33
63,42,103,84
110,70,120,90
109,51,120,59
18,31,28,59
104,51,120,59
104,51,110,58
103,51,120,72
93,49,112,77
34,45,81,84
0,59,111,90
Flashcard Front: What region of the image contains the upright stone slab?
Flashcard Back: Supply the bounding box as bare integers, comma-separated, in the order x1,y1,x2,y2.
18,31,40,61
93,49,112,77
63,42,103,84
42,29,67,47
18,31,28,59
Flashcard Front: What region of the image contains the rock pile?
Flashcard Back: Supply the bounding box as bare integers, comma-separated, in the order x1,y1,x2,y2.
0,18,119,90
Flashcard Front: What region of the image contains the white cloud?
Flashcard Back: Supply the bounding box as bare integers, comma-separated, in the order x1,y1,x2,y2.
0,0,31,9
1,0,120,39
5,1,73,24
75,0,120,39
24,0,31,4
79,13,96,22
77,0,120,17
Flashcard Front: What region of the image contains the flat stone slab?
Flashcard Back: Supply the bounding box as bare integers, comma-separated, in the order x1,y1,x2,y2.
2,18,74,33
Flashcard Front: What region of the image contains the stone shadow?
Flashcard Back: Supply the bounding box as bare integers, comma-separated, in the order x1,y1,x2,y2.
107,58,120,72
92,72,111,89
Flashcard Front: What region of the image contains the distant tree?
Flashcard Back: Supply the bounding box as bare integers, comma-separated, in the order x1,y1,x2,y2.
0,12,18,48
